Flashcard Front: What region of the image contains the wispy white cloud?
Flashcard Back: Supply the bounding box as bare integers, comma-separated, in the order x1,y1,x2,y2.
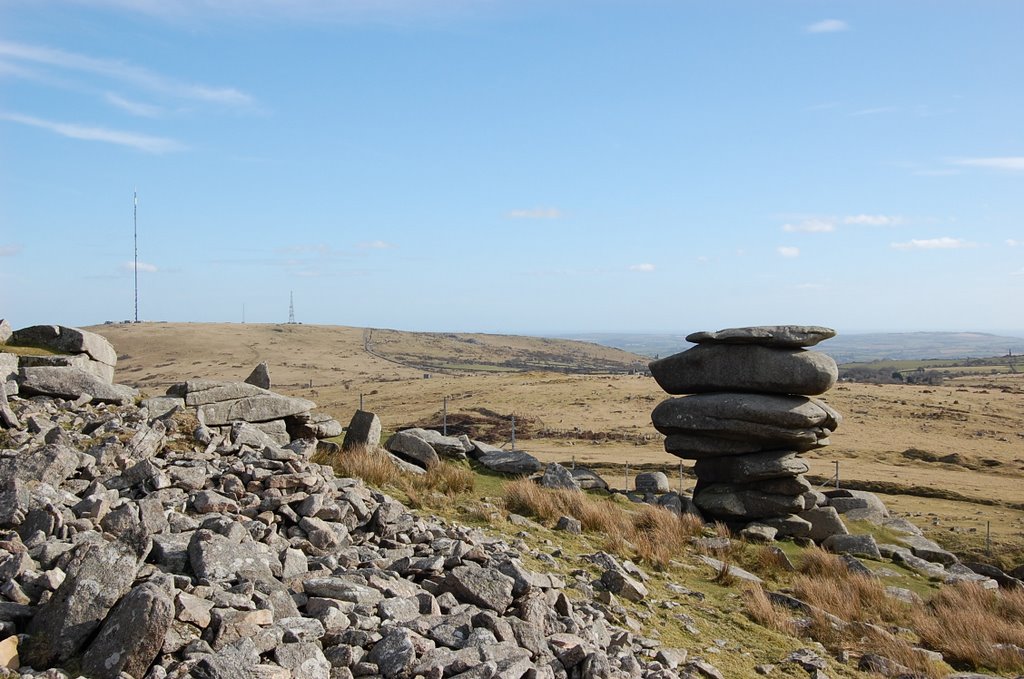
851,106,899,117
952,157,1024,171
1012,268,1024,277
777,246,800,258
122,261,158,272
843,214,904,226
105,92,165,117
0,39,253,106
783,219,835,233
629,263,655,272
794,283,826,290
0,111,185,153
507,207,562,220
781,214,904,234
1007,239,1023,247
806,19,849,33
891,237,976,250
0,245,21,257
357,240,395,250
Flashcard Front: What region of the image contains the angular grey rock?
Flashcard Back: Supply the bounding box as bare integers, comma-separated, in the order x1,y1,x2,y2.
175,379,266,405
740,523,778,543
477,450,542,475
275,642,330,679
694,450,808,483
399,427,470,460
822,533,882,560
697,555,762,584
287,411,343,439
386,430,440,469
443,565,515,612
555,516,582,534
570,466,607,490
799,506,849,542
367,628,417,679
0,353,17,386
600,568,648,601
0,443,79,487
303,578,384,606
197,393,317,426
757,474,812,496
896,534,958,566
635,472,669,494
80,581,174,679
17,352,114,384
141,396,185,419
244,361,271,389
24,537,139,666
824,489,890,522
188,529,274,582
540,462,581,491
0,319,11,344
653,393,840,457
687,325,836,348
18,367,137,405
694,484,805,519
11,325,117,368
343,410,382,450
649,344,838,396
755,514,812,539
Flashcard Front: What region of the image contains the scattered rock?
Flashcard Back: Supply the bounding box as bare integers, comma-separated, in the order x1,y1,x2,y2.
244,361,272,389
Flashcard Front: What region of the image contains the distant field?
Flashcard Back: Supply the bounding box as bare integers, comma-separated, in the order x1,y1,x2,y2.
91,322,1024,559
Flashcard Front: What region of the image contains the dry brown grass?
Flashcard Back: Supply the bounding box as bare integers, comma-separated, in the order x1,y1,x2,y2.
742,584,797,635
501,479,704,567
319,445,475,508
913,583,1024,674
797,546,850,578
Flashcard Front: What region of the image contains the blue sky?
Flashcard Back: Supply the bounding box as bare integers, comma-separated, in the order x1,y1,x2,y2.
2,1,1022,336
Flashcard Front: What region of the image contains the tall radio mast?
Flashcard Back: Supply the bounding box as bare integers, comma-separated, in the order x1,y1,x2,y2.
134,189,138,323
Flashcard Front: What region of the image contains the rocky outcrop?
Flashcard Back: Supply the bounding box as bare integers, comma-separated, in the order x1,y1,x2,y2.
2,324,130,398
650,326,843,535
0,392,684,679
166,377,341,448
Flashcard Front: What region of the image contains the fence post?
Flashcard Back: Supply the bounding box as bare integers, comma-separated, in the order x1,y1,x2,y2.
625,463,630,492
443,396,448,436
511,415,516,451
987,521,992,557
679,461,684,493
359,393,364,411
834,460,840,489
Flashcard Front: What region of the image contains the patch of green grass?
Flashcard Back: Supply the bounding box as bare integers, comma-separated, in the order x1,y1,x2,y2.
1,343,63,357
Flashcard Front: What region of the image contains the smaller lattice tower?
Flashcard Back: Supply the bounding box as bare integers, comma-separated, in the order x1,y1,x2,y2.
288,291,296,324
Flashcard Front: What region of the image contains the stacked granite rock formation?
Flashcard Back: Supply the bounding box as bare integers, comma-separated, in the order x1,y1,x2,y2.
650,326,842,536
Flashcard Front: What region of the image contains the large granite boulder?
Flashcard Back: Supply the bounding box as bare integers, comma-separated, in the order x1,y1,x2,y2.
685,325,836,348
649,344,837,396
385,431,440,469
244,361,271,389
11,325,117,368
18,367,137,405
0,319,12,344
652,393,840,456
398,427,471,460
693,450,808,484
343,410,382,450
694,483,806,520
476,449,543,475
80,581,174,679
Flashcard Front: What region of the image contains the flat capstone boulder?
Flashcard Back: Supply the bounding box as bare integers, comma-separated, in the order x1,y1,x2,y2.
18,366,137,405
694,483,806,520
685,325,836,348
650,344,838,396
11,324,118,368
476,449,542,475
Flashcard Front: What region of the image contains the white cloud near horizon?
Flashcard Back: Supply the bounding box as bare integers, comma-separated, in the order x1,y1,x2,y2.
0,39,253,107
1008,239,1023,247
891,237,976,250
0,111,185,153
777,246,800,258
629,263,655,272
0,245,22,257
122,261,158,272
806,19,848,33
952,157,1024,171
357,240,395,249
783,219,835,233
507,207,562,219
